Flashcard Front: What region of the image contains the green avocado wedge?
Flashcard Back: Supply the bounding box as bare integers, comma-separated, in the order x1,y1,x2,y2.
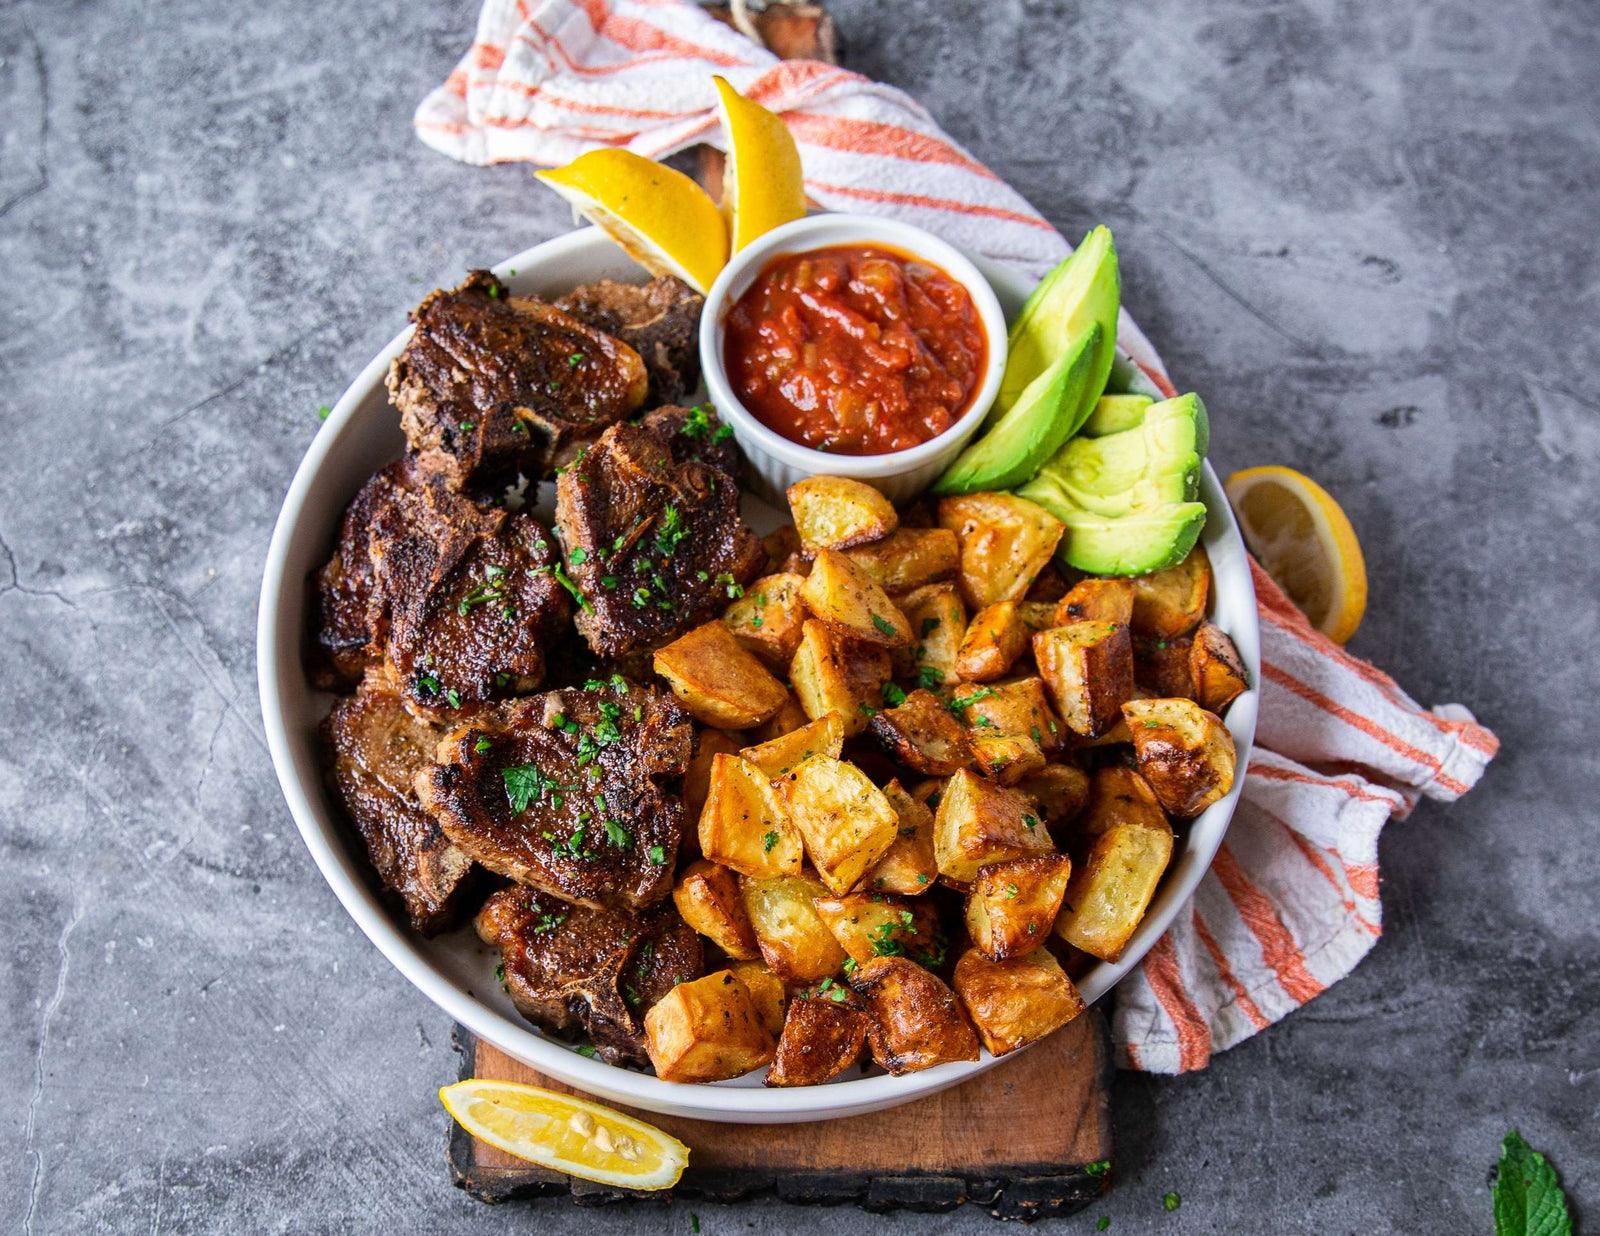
1080,393,1154,437
1027,393,1209,517
929,323,1101,496
1017,482,1207,576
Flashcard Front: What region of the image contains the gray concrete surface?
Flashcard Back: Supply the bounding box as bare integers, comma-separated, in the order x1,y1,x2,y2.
2,0,1596,1231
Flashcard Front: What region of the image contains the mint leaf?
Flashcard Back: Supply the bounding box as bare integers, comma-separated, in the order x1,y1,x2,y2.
1493,1130,1572,1236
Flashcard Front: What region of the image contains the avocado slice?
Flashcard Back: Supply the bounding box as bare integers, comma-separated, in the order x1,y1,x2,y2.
991,227,1121,440
1024,394,1208,517
1016,478,1207,575
930,323,1101,496
1080,393,1153,437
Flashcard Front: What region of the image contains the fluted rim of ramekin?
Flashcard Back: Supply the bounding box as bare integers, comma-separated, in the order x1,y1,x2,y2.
698,213,1009,481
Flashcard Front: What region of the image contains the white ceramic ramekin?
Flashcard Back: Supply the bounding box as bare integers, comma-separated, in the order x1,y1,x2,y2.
698,214,1009,506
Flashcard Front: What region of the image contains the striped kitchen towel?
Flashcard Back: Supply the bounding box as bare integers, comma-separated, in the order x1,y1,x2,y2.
415,0,1500,1073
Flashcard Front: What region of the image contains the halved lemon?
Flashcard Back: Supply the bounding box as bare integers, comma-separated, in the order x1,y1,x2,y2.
440,1079,689,1190
536,149,728,294
713,75,806,252
1225,465,1368,643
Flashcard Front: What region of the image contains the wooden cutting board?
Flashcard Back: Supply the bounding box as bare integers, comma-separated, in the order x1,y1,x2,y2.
447,1008,1113,1219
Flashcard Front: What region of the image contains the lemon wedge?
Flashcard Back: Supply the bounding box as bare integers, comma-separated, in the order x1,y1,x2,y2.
1224,465,1368,643
713,75,806,252
440,1079,689,1191
536,149,728,294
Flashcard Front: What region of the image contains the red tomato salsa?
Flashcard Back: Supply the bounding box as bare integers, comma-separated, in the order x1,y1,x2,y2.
722,244,988,456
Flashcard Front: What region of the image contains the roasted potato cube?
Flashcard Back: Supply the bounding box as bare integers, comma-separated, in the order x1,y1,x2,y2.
933,768,1056,883
765,993,870,1087
728,960,788,1038
968,732,1048,785
867,688,972,776
1054,577,1135,626
1190,622,1249,713
750,691,810,744
966,854,1073,958
1134,633,1196,699
654,621,789,728
1129,544,1211,638
723,572,809,672
673,859,760,960
762,524,803,574
787,475,898,552
740,871,849,982
937,493,1066,611
777,756,900,894
954,602,1032,681
1026,562,1070,603
891,583,967,687
740,711,845,779
849,956,980,1074
1015,763,1091,829
843,527,960,594
683,728,745,852
1076,764,1167,841
811,892,941,966
1016,600,1061,632
699,753,802,878
1123,697,1237,817
955,676,1066,753
952,947,1085,1056
790,619,891,738
800,549,912,648
643,970,777,1083
864,780,939,895
1034,620,1134,737
1055,820,1174,961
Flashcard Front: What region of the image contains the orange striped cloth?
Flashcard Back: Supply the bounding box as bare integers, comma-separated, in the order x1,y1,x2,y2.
416,0,1499,1072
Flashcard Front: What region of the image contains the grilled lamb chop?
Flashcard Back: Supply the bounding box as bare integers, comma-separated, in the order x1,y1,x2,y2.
554,418,765,663
419,684,693,908
367,474,572,722
638,402,745,479
556,276,703,407
476,886,703,1065
388,271,649,491
323,673,476,934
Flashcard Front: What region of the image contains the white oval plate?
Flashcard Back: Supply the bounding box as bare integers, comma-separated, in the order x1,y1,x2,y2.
257,226,1259,1123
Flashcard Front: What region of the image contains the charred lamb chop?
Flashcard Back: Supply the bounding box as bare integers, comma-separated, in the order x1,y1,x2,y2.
556,276,703,408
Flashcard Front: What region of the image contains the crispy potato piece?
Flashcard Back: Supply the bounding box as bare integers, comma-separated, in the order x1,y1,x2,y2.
848,956,980,1074
740,711,845,779
654,621,788,728
1033,620,1135,737
952,947,1085,1056
643,970,776,1083
937,493,1066,611
765,993,870,1087
800,549,912,648
1123,697,1237,817
956,676,1066,753
750,692,810,744
699,753,802,878
1129,544,1211,639
740,871,849,982
891,583,967,687
1055,820,1174,962
867,688,972,776
864,780,939,895
787,476,898,552
1190,622,1249,713
965,854,1073,959
968,732,1048,785
762,524,803,574
1054,577,1135,626
911,776,949,808
933,768,1056,884
843,528,960,595
683,728,745,853
723,572,809,673
673,859,760,960
1076,764,1167,841
1015,763,1091,828
1065,685,1154,750
790,620,891,738
777,756,901,894
728,960,788,1038
1025,563,1070,603
954,602,1032,681
1134,633,1196,699
812,892,941,967
1016,601,1060,632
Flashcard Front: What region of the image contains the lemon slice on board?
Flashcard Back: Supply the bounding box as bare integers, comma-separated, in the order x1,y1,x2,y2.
1224,465,1368,643
535,149,729,294
440,1079,689,1190
713,75,806,251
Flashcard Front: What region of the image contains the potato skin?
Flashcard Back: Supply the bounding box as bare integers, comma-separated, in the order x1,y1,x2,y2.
643,969,777,1083
800,549,913,648
868,688,972,776
954,602,1032,681
933,768,1057,883
787,475,898,552
965,854,1073,959
765,994,870,1087
740,711,845,778
1190,621,1249,713
790,619,891,738
1122,697,1237,817
683,728,745,856
1129,544,1211,639
891,583,968,687
937,493,1066,611
811,892,942,966
740,871,850,982
956,676,1066,754
776,755,900,894
848,956,981,1075
673,859,761,960
967,732,1048,785
1015,763,1091,829
1033,620,1135,738
1054,578,1135,627
864,780,939,895
749,692,810,744
654,621,789,728
1134,634,1196,700
1075,764,1167,842
728,960,788,1038
952,947,1085,1056
844,528,960,595
698,753,802,878
723,572,809,672
1054,820,1174,962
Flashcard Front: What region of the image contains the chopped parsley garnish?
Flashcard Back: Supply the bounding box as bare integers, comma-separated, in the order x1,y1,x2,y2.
575,1044,598,1058
1022,813,1040,830
648,844,665,864
1004,883,1020,899
603,818,632,849
750,615,764,628
532,910,567,934
916,664,944,691
871,613,897,636
858,702,878,717
1163,1193,1181,1212
1085,1160,1110,1176
881,682,908,707
503,764,562,813
841,957,857,974
459,420,475,431
569,547,588,565
680,405,714,439
948,686,998,713
1031,725,1043,745
712,423,734,443
317,404,332,421
652,504,689,558
568,352,583,368
415,673,440,697
494,963,506,983
715,572,744,599
548,564,591,612
474,736,493,753
762,830,780,853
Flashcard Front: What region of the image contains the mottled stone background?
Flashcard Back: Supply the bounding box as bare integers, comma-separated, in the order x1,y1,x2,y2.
2,0,1596,1231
